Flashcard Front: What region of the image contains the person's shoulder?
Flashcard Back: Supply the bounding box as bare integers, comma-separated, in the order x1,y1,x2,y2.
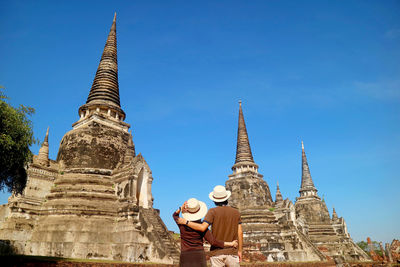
209,206,224,214
225,205,238,211
226,206,240,215
208,207,218,213
211,205,239,214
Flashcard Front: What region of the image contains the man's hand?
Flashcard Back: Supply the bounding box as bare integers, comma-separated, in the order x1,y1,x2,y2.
238,251,242,262
223,240,238,248
232,240,238,248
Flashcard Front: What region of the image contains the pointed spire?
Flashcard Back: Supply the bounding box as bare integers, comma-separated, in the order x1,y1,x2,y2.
86,13,119,107
37,127,50,166
44,127,49,143
299,141,318,197
234,101,255,164
275,182,283,204
79,13,125,120
332,207,338,221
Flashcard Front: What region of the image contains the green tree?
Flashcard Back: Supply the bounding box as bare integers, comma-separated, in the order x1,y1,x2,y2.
357,241,368,252
0,87,37,194
372,241,383,257
356,240,383,257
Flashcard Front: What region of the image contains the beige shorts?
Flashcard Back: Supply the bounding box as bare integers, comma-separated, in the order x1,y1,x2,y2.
210,254,240,267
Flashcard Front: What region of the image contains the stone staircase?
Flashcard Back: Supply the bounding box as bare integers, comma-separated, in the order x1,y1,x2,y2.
294,227,327,260
140,208,180,264
239,207,327,262
241,207,276,224
307,223,339,243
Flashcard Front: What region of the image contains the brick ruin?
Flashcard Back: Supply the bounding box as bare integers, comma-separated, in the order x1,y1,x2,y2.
0,14,179,264
225,102,371,262
366,238,400,263
389,239,400,263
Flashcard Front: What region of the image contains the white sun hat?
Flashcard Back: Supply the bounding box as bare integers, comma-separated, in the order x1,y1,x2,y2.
209,185,231,202
182,198,208,221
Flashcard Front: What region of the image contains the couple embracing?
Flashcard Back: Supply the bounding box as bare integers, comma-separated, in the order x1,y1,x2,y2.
173,185,243,267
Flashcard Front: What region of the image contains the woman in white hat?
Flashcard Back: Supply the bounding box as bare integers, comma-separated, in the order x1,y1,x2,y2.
173,198,238,267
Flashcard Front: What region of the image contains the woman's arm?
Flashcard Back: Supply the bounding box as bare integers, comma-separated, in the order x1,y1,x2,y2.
224,240,238,248
203,229,238,248
178,218,210,232
172,202,186,224
172,208,180,223
203,229,223,248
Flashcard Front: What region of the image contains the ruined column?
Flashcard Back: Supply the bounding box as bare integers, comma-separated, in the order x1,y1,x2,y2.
379,242,387,262
385,243,393,263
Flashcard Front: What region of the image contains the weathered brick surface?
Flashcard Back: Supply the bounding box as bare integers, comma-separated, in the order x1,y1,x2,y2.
391,239,400,263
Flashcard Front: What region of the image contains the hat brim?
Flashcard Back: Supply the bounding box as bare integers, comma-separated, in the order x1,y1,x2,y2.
209,190,231,202
182,200,208,221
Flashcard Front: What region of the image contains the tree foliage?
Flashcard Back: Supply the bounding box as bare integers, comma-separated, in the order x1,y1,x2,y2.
0,87,36,194
356,240,384,257
357,241,368,252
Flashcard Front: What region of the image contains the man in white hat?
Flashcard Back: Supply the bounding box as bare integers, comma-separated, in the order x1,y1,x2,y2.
179,185,243,267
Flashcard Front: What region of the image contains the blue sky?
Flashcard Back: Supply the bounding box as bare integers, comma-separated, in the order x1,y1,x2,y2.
0,1,399,244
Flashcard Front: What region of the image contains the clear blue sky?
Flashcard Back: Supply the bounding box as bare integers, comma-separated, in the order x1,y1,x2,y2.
1,1,399,244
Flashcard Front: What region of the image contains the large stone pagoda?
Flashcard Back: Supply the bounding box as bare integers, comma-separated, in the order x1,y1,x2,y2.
0,14,179,264
225,102,370,262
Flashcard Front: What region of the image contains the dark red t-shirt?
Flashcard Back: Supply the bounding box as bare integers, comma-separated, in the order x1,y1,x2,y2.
173,211,224,252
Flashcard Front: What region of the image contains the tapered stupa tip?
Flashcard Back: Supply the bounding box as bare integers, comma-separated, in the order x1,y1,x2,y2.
234,100,255,165
44,127,50,143
113,12,117,22
301,140,304,150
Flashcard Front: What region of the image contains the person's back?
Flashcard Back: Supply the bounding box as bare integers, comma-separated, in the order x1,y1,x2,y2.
175,217,209,251
205,206,241,256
